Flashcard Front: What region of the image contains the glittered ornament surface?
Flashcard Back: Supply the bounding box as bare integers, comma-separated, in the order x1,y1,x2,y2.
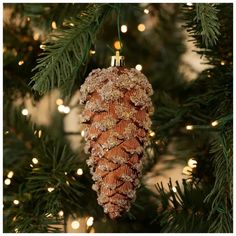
80,66,153,219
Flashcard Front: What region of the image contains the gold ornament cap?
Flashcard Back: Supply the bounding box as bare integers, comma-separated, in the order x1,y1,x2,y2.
111,51,125,67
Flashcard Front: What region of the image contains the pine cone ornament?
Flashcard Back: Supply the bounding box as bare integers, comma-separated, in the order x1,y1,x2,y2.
80,65,153,219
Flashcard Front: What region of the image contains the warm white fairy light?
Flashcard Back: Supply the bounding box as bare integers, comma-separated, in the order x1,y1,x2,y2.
30,164,33,168
144,9,149,14
137,23,146,32
188,158,197,168
51,21,57,29
47,187,55,192
64,172,68,175
149,130,155,137
71,220,80,229
86,216,94,227
40,44,46,50
4,178,11,185
77,168,83,176
18,60,24,66
7,171,14,179
186,125,193,130
63,106,70,114
69,23,75,27
13,200,20,205
135,64,142,71
58,104,65,113
186,2,193,6
32,158,39,164
172,186,177,193
27,17,31,22
221,61,225,65
56,98,63,105
21,108,29,116
81,130,85,137
114,40,122,50
38,130,42,138
90,49,96,55
58,104,70,114
58,210,64,217
121,25,128,33
211,120,219,127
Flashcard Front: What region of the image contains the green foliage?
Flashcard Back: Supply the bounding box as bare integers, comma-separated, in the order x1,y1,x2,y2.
155,180,212,232
204,127,233,232
30,4,112,97
195,4,220,48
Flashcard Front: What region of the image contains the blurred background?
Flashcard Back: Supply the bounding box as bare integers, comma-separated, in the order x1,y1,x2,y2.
3,3,233,233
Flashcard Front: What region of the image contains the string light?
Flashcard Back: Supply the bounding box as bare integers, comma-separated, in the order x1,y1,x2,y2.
64,172,68,175
114,40,122,50
66,181,70,186
47,187,55,192
172,186,177,193
86,216,94,227
56,98,63,105
186,2,193,6
211,120,219,127
58,105,70,114
13,200,20,205
186,125,193,130
135,64,142,71
71,220,80,229
18,60,24,66
45,213,53,218
4,178,11,185
137,23,146,32
38,130,42,138
32,158,39,164
121,25,128,33
33,32,40,41
40,44,46,50
220,61,225,65
7,171,14,178
77,168,83,176
144,9,149,14
148,130,155,137
21,108,29,116
58,210,64,217
27,17,31,22
30,164,33,168
51,21,57,29
5,130,9,135
188,158,197,168
63,106,70,114
69,23,75,27
81,130,85,137
90,49,96,55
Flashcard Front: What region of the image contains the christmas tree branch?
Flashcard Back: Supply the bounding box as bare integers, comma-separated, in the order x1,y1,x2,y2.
182,3,220,48
30,4,112,97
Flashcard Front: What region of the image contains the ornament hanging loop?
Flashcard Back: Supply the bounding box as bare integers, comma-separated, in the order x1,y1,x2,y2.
111,50,125,67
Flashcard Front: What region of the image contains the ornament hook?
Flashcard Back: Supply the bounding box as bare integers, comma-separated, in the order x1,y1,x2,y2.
111,51,125,67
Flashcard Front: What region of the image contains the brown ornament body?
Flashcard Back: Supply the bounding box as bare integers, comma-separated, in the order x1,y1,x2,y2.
80,67,153,219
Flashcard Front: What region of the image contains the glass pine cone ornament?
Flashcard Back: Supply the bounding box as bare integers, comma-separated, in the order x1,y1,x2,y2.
79,52,153,219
